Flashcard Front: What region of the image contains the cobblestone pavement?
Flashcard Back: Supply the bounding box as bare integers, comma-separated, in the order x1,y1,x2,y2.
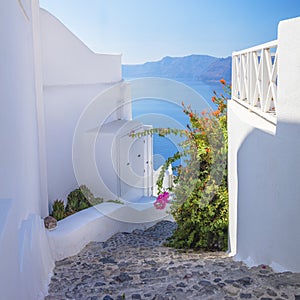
46,221,300,300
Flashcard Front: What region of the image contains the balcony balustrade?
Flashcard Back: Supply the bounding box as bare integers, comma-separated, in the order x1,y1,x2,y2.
232,40,278,124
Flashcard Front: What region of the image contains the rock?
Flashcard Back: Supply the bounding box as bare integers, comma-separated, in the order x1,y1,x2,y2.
166,284,176,291
176,282,187,288
100,257,117,264
280,293,289,299
240,293,252,299
94,282,106,287
132,229,144,235
132,294,142,299
236,276,253,287
152,295,166,300
145,260,157,266
183,273,193,280
266,288,277,296
223,285,240,296
81,274,91,281
199,280,211,286
113,272,133,282
253,288,264,298
224,279,234,284
199,284,219,296
140,269,168,279
103,296,113,300
44,216,57,230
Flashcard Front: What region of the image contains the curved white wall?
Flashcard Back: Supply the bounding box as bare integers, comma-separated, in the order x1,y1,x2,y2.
228,16,300,272
40,9,121,86
0,0,53,299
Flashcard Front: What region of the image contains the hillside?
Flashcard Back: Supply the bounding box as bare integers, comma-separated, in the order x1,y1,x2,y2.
122,55,232,83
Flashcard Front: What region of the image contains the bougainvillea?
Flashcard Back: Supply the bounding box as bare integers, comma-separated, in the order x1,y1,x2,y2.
133,79,231,251
154,191,170,210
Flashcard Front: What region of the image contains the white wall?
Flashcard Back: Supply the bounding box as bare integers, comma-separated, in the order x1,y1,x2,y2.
40,9,121,86
0,2,155,299
228,16,300,272
94,120,153,201
40,8,132,204
0,0,53,299
44,82,132,204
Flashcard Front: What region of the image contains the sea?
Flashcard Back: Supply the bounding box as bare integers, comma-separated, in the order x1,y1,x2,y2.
127,78,223,170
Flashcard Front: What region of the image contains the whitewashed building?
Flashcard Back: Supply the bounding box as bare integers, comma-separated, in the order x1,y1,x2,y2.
228,16,300,272
0,1,169,299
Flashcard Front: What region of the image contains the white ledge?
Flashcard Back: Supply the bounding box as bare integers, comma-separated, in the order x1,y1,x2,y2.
232,97,277,126
46,201,173,261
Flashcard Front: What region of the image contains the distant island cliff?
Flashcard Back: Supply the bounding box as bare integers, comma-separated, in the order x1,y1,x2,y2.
122,55,232,83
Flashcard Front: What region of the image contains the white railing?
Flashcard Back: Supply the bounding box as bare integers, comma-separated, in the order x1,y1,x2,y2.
232,40,278,123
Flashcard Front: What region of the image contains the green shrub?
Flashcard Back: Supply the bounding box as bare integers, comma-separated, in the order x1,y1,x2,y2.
135,79,230,251
79,184,104,206
65,185,92,215
51,199,65,221
166,79,230,251
51,185,121,220
166,184,228,251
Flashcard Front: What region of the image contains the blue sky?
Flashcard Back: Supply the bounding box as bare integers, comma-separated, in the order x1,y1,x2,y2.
39,0,300,64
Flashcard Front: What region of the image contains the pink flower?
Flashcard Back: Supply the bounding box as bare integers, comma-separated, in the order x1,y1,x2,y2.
154,192,170,210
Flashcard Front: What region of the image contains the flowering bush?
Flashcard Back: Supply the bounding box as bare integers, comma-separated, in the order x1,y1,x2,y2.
165,79,230,251
134,79,230,251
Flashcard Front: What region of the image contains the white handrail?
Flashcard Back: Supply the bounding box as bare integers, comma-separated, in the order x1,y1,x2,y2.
232,40,278,123
232,40,277,56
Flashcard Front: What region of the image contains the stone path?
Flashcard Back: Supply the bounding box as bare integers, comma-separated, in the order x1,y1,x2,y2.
46,221,300,300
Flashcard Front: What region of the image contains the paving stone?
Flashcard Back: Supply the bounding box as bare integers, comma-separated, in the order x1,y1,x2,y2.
223,285,240,296
199,279,211,286
46,220,300,300
113,272,133,283
266,288,277,296
166,284,176,291
236,276,253,286
253,288,265,298
176,282,187,288
240,293,252,299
